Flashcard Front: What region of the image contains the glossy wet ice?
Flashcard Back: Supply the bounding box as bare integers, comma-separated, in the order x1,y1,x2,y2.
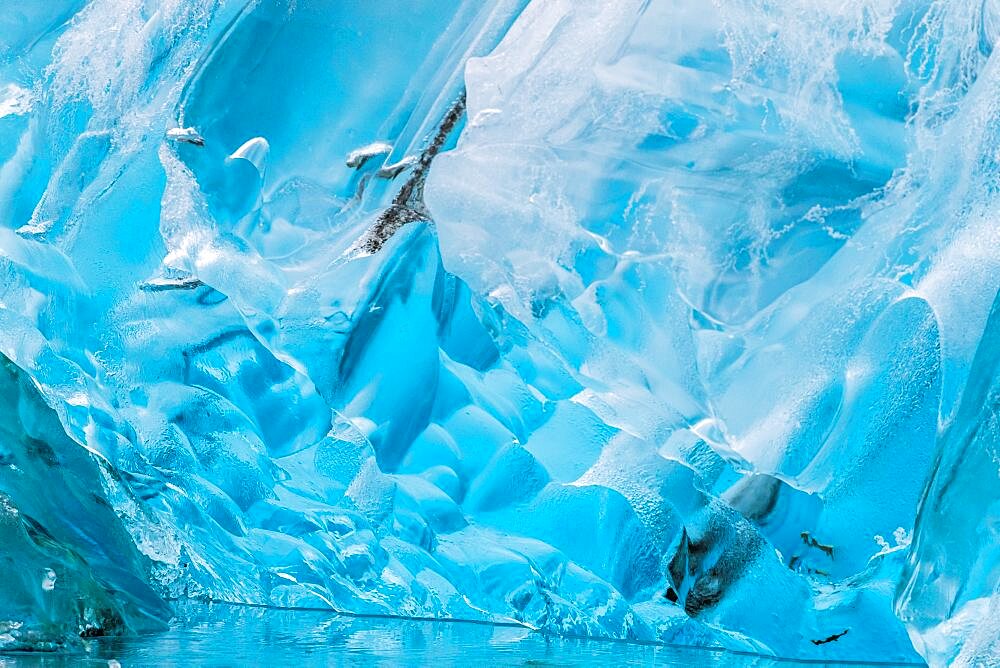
2,1,999,666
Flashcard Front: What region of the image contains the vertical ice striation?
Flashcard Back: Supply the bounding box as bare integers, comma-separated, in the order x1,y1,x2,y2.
897,291,1000,667
0,0,997,665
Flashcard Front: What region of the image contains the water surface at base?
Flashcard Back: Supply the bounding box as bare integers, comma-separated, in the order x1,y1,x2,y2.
0,604,924,667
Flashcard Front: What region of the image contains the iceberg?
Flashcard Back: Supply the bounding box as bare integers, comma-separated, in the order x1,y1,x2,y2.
0,0,997,665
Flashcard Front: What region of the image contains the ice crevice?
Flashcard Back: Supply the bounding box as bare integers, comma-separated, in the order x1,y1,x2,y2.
0,1,997,666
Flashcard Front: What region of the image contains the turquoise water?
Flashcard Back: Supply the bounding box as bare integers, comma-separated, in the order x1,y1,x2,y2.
0,604,924,667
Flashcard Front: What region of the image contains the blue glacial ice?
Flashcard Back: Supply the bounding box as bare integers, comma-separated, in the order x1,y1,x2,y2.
0,0,998,665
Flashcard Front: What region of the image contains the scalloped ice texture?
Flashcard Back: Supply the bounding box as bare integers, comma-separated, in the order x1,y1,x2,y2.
0,0,995,665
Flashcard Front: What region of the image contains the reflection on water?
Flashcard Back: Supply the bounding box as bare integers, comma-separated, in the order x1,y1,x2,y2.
0,603,922,667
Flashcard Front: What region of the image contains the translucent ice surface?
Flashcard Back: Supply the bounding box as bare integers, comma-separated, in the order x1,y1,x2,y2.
0,1,997,666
